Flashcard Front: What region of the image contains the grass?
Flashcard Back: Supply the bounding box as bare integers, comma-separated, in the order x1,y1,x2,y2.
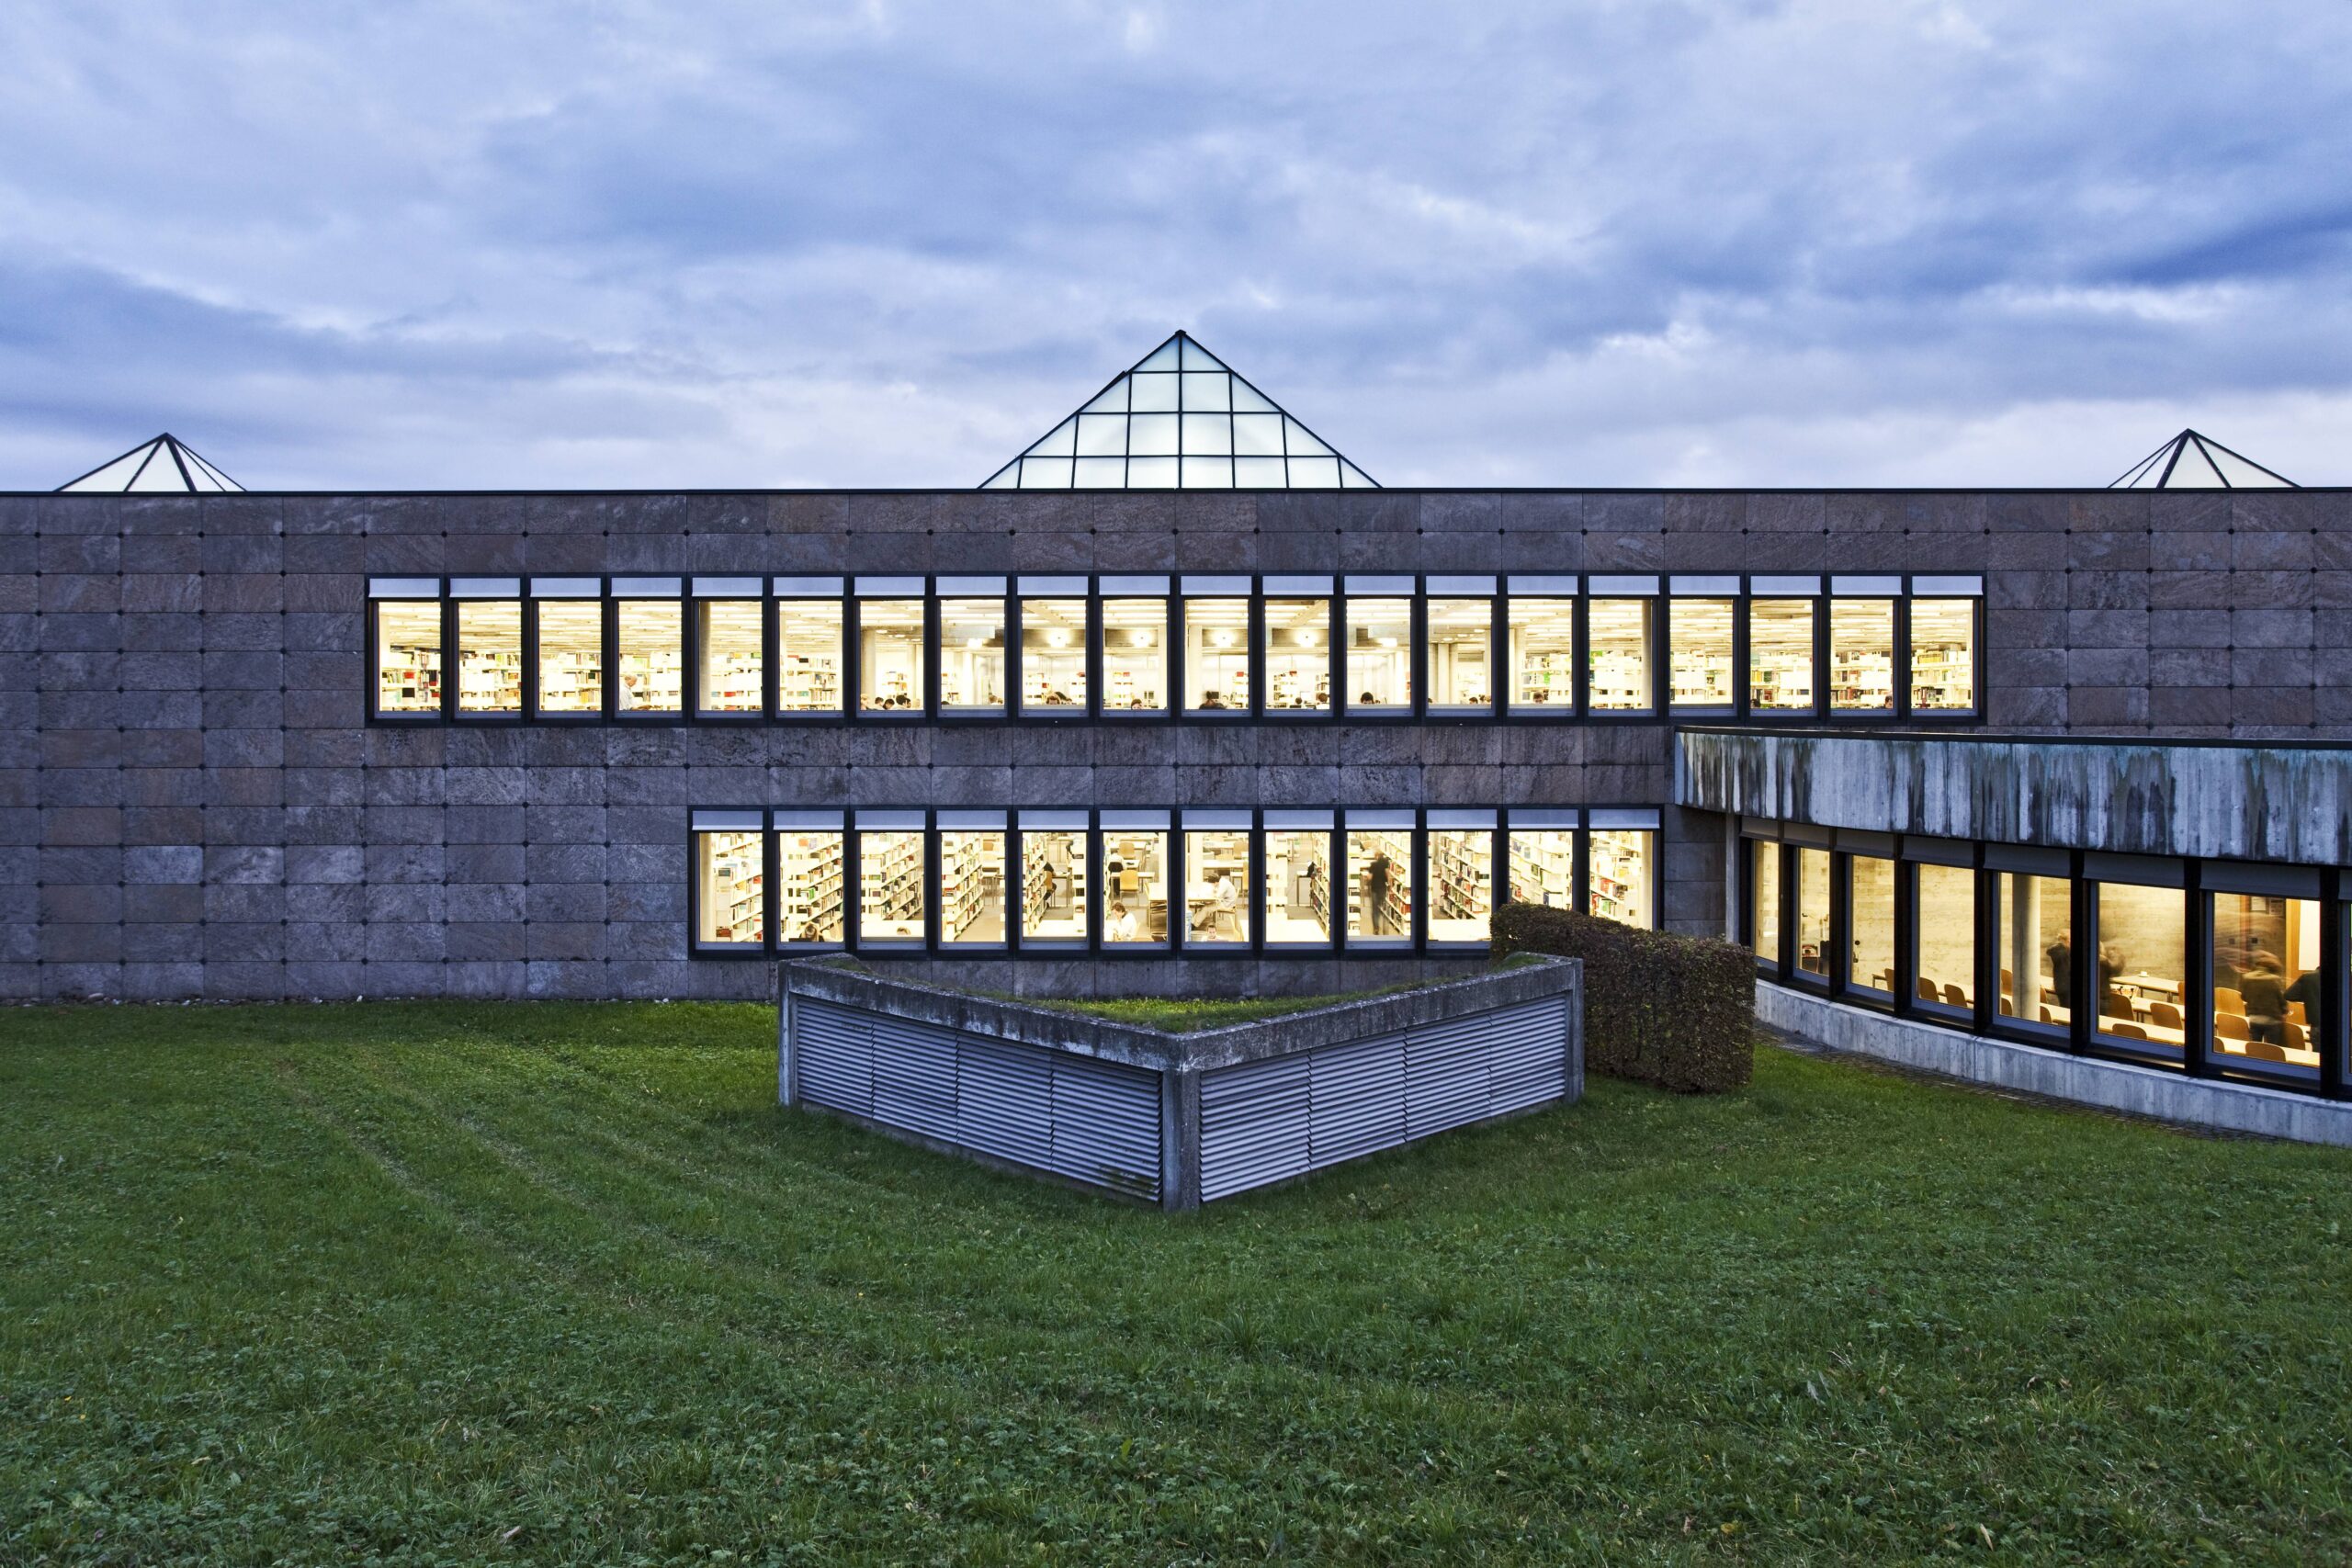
2,1004,2348,1564
993,953,1551,1032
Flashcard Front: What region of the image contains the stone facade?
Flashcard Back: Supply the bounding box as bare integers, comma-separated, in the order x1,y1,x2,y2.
5,484,2347,1002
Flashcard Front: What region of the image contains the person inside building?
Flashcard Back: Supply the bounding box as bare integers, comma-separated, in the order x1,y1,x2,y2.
617,671,640,712
2046,931,2074,1004
2242,950,2288,1043
1364,851,1395,934
1200,690,1227,709
1107,900,1136,942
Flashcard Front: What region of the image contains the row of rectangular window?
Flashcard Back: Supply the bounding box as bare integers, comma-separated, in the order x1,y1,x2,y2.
691,807,1660,956
1744,826,2352,1100
368,572,1981,724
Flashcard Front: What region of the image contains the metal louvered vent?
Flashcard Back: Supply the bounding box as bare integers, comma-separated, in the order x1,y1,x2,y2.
1199,998,1570,1202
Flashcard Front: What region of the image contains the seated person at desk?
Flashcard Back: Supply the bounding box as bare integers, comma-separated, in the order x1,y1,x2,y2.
1107,900,1138,942
1198,691,1227,709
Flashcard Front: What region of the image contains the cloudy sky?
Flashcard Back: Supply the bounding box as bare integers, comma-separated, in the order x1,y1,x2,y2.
3,2,2347,491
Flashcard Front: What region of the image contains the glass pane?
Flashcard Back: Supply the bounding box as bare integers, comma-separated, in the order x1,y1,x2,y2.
1508,597,1575,710
779,601,843,713
1589,600,1653,711
1346,598,1412,709
1508,830,1575,909
1346,830,1412,943
376,602,441,714
2212,893,2323,1073
1849,854,1896,997
696,830,763,947
1748,599,1815,712
1917,863,1975,1012
1234,413,1284,456
1183,599,1250,712
1668,598,1735,709
1262,830,1332,944
1021,830,1089,943
456,602,523,715
535,602,603,714
1427,829,1492,944
1181,372,1231,412
1262,599,1331,712
941,831,1006,945
1589,829,1652,928
1128,412,1179,455
1751,840,1781,964
775,829,845,945
1996,873,2073,1031
616,601,684,716
1830,600,1896,712
938,598,1005,712
858,830,925,944
1181,411,1232,452
1076,413,1126,456
696,600,763,714
2095,883,2183,1055
1795,847,1833,979
1424,599,1492,709
859,600,925,712
1910,600,1975,712
1020,600,1087,711
1182,830,1250,946
1102,830,1170,944
1129,371,1178,411
1102,598,1167,711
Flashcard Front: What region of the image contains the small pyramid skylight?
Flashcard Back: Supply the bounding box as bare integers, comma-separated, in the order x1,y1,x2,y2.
58,434,243,493
2109,429,2293,491
982,332,1374,491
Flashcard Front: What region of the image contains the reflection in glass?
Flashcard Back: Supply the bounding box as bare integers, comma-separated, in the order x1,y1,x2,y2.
778,601,843,713
1589,600,1653,710
858,830,926,943
859,600,925,712
1102,599,1167,711
1021,830,1088,943
1830,600,1896,712
616,601,684,716
2212,892,2322,1072
1795,847,1833,978
2094,883,2183,1055
1182,830,1250,945
937,598,1005,712
1346,599,1412,709
1507,830,1575,909
1508,598,1576,709
1996,873,2073,1029
1849,855,1895,997
376,602,442,714
1101,830,1169,943
1751,840,1781,965
1021,600,1087,712
695,830,763,947
1910,600,1975,712
456,601,523,715
940,831,1005,945
1183,600,1250,712
1748,599,1815,712
1427,829,1492,943
1424,600,1491,710
1347,830,1412,943
1262,599,1331,712
1589,829,1652,928
696,600,763,715
1262,830,1332,944
1668,599,1735,710
535,602,603,714
775,829,845,945
1916,863,1975,1012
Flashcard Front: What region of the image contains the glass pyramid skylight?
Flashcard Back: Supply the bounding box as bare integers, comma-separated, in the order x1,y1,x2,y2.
2110,429,2293,490
982,332,1375,491
58,434,243,493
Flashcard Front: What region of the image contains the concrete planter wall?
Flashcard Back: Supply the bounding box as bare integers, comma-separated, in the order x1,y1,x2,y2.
779,956,1583,1209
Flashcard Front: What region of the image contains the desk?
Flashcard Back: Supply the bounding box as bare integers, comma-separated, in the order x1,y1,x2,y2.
2115,972,2179,998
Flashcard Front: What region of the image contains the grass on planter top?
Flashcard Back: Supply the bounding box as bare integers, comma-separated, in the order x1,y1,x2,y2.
989,953,1551,1032
6,1001,2351,1564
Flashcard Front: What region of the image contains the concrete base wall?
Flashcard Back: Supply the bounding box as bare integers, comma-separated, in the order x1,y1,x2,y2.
1758,980,2352,1146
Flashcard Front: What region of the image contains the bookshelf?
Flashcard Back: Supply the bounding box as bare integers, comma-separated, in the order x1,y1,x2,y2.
1266,660,1329,711
1589,831,1651,928
537,649,602,713
700,654,763,714
1910,643,1973,709
859,833,925,942
1346,831,1413,941
378,638,441,713
1668,649,1734,707
1830,650,1895,710
698,831,763,944
777,832,845,944
457,646,523,713
1508,830,1575,909
1263,833,1330,942
1426,830,1491,942
779,650,841,712
616,649,684,714
1183,833,1250,942
942,833,1003,943
1021,833,1084,941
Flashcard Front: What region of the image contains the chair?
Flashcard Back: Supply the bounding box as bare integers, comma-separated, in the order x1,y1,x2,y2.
2248,1040,2290,1064
2287,1000,2308,1026
2215,987,2245,1016
2215,1012,2250,1041
1998,997,2014,1016
2287,1021,2310,1053
1944,983,1970,1010
2106,1021,2149,1041
1917,976,1940,1002
2038,1004,2054,1024
2149,1000,2184,1031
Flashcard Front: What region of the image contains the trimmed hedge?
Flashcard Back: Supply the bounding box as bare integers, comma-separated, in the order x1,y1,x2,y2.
1491,902,1755,1093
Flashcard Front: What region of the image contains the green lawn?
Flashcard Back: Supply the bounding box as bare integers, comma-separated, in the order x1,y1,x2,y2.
4,1004,2348,1564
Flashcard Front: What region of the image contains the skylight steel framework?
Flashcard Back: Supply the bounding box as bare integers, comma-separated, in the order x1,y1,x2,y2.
57,434,243,493
982,331,1375,491
2109,428,2294,491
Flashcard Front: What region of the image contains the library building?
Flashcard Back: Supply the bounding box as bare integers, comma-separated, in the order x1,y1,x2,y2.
16,340,2352,1135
